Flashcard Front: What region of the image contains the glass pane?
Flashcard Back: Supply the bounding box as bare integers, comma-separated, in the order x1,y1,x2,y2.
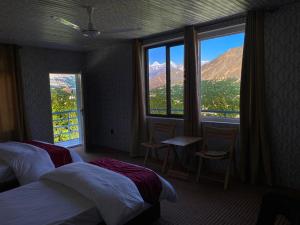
199,32,244,118
170,45,184,115
148,47,167,115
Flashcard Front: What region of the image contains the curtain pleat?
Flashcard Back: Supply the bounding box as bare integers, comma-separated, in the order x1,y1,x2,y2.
0,44,26,141
240,11,272,185
130,39,147,157
184,26,201,136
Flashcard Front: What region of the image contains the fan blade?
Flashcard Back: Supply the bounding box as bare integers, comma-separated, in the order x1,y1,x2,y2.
101,28,142,34
51,16,81,31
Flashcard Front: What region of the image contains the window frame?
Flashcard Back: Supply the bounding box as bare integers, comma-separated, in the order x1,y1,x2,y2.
197,24,245,123
144,41,184,118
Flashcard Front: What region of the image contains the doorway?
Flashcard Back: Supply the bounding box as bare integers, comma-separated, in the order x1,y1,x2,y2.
49,73,84,147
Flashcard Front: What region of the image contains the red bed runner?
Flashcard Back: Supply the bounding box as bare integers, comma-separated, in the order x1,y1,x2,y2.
24,140,73,167
90,158,162,204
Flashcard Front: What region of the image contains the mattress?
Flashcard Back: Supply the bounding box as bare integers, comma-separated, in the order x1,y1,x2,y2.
0,160,15,183
0,180,151,225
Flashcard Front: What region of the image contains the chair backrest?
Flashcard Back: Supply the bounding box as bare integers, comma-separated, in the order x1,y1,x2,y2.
149,123,176,144
202,126,238,154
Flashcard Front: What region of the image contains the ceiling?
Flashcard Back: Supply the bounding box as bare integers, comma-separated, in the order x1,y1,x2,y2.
0,0,296,51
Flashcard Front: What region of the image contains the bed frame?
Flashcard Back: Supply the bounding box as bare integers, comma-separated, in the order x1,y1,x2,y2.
98,202,161,225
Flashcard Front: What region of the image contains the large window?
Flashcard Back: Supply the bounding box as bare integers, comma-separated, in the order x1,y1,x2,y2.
144,26,244,120
199,30,245,120
145,42,184,117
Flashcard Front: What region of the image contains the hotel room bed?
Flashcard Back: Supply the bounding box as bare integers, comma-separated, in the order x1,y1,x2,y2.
0,150,81,181
0,141,83,191
0,181,159,225
0,162,176,225
1,180,102,225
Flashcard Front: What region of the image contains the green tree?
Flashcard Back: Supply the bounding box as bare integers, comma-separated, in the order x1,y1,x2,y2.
201,79,240,118
51,88,79,143
149,78,240,118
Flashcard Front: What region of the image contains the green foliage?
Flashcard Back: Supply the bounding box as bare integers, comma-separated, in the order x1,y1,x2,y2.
149,79,240,118
50,88,79,143
201,79,240,118
149,86,167,115
171,85,184,115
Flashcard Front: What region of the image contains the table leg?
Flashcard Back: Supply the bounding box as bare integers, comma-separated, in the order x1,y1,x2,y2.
162,145,171,173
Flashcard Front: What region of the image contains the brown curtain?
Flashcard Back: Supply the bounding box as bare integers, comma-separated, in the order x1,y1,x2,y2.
130,39,147,157
184,26,201,136
0,44,26,141
240,11,272,185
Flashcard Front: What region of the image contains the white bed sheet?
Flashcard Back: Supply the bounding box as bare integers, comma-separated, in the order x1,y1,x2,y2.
0,180,101,225
0,180,152,225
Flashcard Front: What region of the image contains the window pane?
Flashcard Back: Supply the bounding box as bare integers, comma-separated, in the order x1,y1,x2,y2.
200,32,244,118
170,45,184,115
148,47,167,115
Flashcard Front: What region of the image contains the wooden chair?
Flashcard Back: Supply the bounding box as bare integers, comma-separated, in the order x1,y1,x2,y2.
142,123,176,171
195,126,238,190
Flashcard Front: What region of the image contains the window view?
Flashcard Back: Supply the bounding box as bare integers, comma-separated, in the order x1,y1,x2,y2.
49,73,83,147
170,45,184,115
148,47,167,115
146,43,184,116
199,32,245,119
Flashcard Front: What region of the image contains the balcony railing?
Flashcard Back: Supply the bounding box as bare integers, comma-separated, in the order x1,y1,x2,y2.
150,108,239,117
52,110,80,145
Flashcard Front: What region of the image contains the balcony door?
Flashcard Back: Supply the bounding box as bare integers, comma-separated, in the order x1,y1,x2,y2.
49,73,84,147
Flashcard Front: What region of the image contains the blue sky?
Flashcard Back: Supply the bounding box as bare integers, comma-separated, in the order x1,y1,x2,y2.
148,32,245,65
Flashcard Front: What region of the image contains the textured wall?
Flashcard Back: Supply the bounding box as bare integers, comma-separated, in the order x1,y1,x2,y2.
19,46,85,143
265,2,300,188
85,42,133,152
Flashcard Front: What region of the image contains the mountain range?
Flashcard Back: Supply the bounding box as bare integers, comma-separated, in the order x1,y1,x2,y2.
50,74,76,89
149,46,243,89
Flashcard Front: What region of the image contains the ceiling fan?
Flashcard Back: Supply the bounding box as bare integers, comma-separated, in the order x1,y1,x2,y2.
51,6,141,38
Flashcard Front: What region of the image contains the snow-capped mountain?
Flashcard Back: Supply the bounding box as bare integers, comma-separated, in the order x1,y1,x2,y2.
149,61,166,77
148,46,243,90
149,61,183,77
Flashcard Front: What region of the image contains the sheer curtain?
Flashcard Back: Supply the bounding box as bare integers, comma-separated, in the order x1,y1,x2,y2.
184,26,201,136
130,39,147,157
240,11,272,185
0,44,26,141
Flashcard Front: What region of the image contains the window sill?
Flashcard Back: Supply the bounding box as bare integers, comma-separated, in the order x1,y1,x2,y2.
146,116,184,121
146,116,239,125
201,117,240,125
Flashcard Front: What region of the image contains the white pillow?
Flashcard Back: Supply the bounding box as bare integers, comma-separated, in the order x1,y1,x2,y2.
42,162,144,225
0,142,55,185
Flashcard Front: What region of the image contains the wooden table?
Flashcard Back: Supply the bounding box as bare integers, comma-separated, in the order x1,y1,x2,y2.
161,136,202,178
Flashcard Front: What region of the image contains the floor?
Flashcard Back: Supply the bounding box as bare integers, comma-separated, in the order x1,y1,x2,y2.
73,146,266,225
